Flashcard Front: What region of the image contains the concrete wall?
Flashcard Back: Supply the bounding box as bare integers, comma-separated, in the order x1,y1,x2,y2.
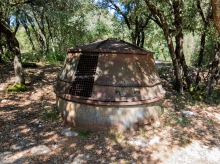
56,97,163,131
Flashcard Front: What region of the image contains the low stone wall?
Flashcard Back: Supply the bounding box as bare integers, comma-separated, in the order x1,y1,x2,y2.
56,97,163,131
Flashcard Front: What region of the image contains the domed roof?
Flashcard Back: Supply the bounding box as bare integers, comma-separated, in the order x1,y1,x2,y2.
67,38,154,55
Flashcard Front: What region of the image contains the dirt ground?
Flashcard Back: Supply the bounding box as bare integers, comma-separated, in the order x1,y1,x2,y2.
0,62,220,164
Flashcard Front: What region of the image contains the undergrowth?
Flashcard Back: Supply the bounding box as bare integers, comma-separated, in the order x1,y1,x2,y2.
40,108,60,121
78,130,92,139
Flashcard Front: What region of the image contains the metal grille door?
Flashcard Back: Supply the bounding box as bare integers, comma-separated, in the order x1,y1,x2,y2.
69,53,99,97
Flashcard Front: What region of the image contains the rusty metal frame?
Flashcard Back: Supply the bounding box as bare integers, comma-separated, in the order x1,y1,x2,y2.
55,89,165,106
67,49,154,55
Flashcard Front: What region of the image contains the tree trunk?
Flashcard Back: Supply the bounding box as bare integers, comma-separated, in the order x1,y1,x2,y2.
167,35,183,92
212,0,220,34
196,0,211,84
0,32,3,63
22,21,36,53
175,32,191,88
196,32,206,84
0,21,25,84
145,0,183,92
173,0,191,89
24,11,44,51
32,8,48,53
206,43,220,95
0,44,3,63
140,31,145,48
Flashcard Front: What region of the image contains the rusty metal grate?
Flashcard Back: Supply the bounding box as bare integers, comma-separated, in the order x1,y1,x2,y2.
69,53,99,97
75,54,99,76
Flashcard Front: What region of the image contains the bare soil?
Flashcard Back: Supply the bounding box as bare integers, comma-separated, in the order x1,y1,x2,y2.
0,62,220,164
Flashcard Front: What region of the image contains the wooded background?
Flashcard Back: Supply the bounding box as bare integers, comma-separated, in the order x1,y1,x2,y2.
0,0,220,95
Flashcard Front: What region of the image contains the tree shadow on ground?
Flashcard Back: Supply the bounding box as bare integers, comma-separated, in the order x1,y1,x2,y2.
0,62,219,163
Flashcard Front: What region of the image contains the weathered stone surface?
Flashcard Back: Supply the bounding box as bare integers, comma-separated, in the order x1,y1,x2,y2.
57,97,163,131
29,145,51,155
128,137,148,148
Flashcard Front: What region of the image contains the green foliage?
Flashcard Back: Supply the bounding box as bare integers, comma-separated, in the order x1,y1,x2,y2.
139,129,147,138
204,89,220,104
189,85,205,101
40,108,60,121
3,52,13,61
78,130,92,139
8,83,27,92
44,51,66,63
177,116,191,127
177,130,192,147
108,129,124,143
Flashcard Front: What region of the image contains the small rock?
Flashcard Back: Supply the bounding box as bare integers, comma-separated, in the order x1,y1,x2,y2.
10,140,35,150
148,136,160,145
52,144,58,149
153,121,161,128
128,137,148,148
71,154,87,164
11,131,20,138
29,145,51,155
61,128,78,137
166,91,172,95
183,111,195,116
110,156,116,161
36,120,40,124
119,154,124,158
0,87,4,91
214,113,220,121
1,99,7,103
85,154,91,161
38,124,42,128
178,117,183,121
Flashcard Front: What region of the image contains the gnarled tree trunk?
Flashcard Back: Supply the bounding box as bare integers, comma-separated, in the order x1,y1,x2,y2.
206,43,220,95
173,0,191,89
0,44,3,63
212,0,220,34
196,0,212,84
0,32,3,63
145,0,183,92
0,21,25,84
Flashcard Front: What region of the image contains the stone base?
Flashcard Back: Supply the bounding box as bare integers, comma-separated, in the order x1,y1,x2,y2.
56,97,163,131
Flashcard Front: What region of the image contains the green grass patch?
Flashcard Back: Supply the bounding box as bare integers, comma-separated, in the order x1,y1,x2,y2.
177,130,192,147
107,130,124,143
177,116,191,127
8,83,27,92
78,130,92,139
40,108,60,121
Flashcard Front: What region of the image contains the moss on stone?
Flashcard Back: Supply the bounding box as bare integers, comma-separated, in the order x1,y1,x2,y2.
8,83,27,92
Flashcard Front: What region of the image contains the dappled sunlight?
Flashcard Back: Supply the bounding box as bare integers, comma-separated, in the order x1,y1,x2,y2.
1,61,220,163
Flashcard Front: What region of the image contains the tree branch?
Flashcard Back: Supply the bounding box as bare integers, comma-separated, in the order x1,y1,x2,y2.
108,0,131,30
